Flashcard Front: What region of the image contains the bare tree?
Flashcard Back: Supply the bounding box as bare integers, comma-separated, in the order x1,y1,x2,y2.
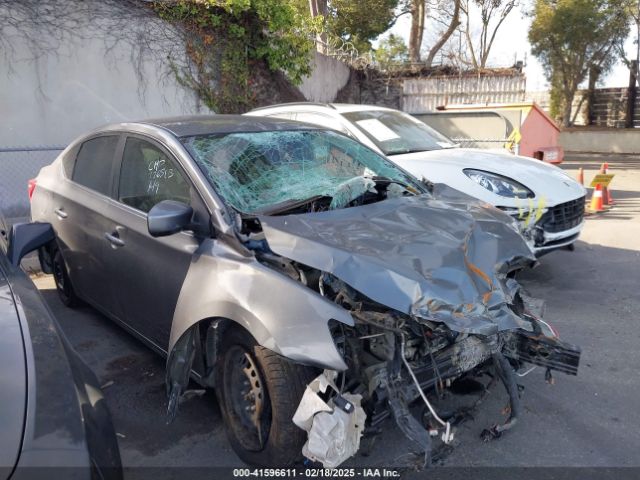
613,0,640,84
461,0,518,69
408,0,426,63
424,0,462,68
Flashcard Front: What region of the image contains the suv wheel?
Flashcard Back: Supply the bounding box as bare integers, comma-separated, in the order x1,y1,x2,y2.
52,250,80,307
217,327,316,466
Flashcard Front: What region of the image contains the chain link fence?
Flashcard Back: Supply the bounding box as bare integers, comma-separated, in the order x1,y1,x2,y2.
0,146,63,224
450,137,516,151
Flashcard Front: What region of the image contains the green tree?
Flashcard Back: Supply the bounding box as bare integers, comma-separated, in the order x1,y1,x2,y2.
155,0,320,112
529,0,631,126
374,33,409,69
325,0,401,53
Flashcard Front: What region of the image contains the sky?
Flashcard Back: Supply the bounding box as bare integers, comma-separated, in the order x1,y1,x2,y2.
383,2,635,92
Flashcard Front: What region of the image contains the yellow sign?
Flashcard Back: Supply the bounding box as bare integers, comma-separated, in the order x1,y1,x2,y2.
590,174,614,188
504,128,522,152
509,129,522,143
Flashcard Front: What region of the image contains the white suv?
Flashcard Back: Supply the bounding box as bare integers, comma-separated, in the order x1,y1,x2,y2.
248,103,586,256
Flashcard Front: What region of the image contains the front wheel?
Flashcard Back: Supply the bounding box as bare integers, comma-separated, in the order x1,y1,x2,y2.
216,327,316,466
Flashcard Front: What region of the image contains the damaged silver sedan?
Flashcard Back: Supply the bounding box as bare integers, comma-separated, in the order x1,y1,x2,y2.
31,115,580,467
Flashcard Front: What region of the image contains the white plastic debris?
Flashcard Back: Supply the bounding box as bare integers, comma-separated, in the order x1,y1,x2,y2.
292,370,366,468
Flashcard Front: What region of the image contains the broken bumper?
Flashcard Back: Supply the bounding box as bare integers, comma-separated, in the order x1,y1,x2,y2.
532,220,584,256
409,328,580,397
295,322,581,468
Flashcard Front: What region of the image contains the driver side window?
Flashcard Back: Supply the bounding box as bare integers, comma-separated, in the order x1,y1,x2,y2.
118,137,191,213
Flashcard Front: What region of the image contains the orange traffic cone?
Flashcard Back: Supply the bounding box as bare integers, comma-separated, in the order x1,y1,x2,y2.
590,184,604,212
577,168,584,185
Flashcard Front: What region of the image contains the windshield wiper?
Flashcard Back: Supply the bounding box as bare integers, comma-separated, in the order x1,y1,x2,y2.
254,195,331,216
365,175,425,194
385,147,439,155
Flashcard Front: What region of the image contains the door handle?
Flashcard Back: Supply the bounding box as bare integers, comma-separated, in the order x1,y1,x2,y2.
104,232,125,247
54,208,68,219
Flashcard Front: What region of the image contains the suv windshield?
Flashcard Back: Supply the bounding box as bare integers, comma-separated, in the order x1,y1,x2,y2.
182,129,424,214
343,110,457,156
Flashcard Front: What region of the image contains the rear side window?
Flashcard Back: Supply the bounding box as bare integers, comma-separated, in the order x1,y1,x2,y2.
118,137,191,213
72,136,119,195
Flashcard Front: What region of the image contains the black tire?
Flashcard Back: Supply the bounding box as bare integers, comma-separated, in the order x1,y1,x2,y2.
216,327,317,466
52,249,80,308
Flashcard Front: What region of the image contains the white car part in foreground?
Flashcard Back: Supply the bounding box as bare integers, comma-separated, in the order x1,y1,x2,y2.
293,371,366,468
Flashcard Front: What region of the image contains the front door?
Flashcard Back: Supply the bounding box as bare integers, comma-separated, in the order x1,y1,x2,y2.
104,135,204,351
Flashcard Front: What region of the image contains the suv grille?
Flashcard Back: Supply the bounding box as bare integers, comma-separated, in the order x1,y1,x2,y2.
539,197,585,233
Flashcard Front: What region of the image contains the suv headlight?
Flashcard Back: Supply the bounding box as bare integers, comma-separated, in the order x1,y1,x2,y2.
464,169,534,199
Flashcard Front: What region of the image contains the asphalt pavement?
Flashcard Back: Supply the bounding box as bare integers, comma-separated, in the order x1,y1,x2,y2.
32,154,640,478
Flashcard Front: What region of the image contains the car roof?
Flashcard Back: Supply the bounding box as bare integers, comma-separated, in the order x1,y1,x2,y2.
331,103,397,114
126,114,323,137
249,102,398,115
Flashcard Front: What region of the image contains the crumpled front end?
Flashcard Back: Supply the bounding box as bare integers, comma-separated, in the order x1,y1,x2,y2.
164,193,581,468
259,194,537,336
288,271,580,467
249,194,580,467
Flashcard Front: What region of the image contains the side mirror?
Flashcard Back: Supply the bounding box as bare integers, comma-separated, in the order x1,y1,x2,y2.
7,222,55,267
147,200,193,237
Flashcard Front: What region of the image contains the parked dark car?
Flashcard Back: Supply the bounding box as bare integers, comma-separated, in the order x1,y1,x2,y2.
0,217,121,480
31,115,580,467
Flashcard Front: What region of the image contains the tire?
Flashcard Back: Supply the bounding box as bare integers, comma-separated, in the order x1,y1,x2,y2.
52,249,80,308
216,327,317,466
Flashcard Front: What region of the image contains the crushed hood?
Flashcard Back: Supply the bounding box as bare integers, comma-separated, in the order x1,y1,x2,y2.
259,194,537,335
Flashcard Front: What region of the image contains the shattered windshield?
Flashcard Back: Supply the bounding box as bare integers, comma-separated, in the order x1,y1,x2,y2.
342,110,457,156
181,129,424,214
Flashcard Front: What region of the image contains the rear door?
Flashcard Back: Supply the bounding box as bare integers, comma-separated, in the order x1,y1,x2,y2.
104,134,205,350
51,134,123,311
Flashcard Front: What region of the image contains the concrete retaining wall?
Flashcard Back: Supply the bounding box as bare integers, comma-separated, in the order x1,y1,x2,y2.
560,128,640,154
299,51,351,103
0,5,205,148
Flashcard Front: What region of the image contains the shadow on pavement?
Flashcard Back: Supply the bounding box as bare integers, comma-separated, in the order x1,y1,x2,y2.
38,287,228,462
